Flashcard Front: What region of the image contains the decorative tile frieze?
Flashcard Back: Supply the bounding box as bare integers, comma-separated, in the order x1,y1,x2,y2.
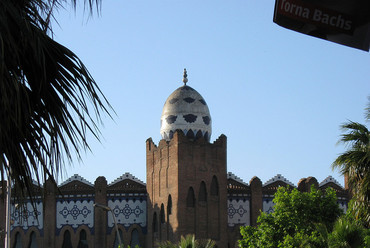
263,197,274,214
10,201,43,231
107,197,147,229
227,197,250,227
56,199,94,231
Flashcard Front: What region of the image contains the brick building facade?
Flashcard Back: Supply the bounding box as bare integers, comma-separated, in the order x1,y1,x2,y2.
0,76,349,248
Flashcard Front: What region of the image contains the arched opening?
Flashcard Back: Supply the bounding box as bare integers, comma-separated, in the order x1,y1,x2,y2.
186,129,195,139
152,212,158,233
28,231,38,248
13,232,22,248
186,187,195,207
167,194,172,215
196,130,203,139
77,229,88,248
211,176,219,196
130,229,140,247
113,229,124,248
199,181,207,202
62,230,72,248
204,131,209,141
167,194,173,239
160,204,165,223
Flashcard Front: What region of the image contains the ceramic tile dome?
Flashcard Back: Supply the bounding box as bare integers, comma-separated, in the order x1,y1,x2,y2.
160,69,212,141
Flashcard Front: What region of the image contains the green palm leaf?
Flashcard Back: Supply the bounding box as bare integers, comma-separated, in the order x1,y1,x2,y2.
332,102,370,226
0,0,112,199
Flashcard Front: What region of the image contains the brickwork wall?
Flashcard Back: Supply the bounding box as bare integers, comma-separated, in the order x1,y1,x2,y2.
146,131,228,248
0,175,147,248
0,147,349,248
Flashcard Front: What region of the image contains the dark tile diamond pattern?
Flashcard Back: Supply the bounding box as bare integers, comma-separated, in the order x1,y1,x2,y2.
183,97,195,103
199,99,207,105
169,98,179,104
183,114,197,123
180,86,194,91
166,115,178,124
202,116,210,125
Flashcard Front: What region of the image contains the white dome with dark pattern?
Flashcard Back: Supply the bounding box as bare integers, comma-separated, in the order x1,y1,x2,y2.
160,84,212,142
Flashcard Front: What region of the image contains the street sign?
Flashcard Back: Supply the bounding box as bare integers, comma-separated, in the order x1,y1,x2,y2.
273,0,370,51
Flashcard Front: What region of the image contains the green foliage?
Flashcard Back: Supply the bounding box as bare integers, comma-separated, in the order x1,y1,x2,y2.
0,0,112,199
298,215,370,248
332,99,370,226
327,216,370,248
238,186,342,248
157,234,216,248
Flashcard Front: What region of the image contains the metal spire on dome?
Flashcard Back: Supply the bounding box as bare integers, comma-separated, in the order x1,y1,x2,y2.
182,68,188,85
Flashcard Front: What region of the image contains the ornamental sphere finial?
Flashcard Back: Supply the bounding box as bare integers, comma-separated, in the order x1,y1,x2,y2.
183,68,188,85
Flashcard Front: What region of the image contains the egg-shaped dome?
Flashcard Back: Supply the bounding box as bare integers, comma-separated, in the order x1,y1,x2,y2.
160,83,212,142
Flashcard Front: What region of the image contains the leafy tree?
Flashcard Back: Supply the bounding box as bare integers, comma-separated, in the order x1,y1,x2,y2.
157,234,216,248
327,216,370,248
332,99,370,226
238,186,342,248
0,0,112,198
301,215,370,248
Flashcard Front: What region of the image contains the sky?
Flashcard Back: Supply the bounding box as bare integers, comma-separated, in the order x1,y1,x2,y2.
52,0,369,187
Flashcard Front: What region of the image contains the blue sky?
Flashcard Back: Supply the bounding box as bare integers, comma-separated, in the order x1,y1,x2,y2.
52,0,369,187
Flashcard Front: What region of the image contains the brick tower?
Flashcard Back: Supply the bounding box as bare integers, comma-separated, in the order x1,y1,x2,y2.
146,70,228,247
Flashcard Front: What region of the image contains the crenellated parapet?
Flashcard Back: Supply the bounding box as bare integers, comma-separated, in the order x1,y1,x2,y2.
146,129,228,247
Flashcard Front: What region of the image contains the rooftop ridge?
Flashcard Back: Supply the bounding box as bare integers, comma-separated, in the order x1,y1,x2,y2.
59,174,93,187
263,174,294,187
319,175,343,188
109,172,146,186
227,172,248,186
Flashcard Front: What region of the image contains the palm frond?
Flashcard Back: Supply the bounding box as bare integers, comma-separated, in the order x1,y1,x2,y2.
365,96,370,122
0,0,112,200
332,108,370,226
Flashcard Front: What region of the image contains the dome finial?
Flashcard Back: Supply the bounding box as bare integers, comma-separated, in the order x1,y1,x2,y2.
182,68,188,85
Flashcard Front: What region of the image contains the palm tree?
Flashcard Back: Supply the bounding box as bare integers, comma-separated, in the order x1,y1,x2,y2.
301,217,370,248
327,217,369,248
332,99,370,226
0,0,112,198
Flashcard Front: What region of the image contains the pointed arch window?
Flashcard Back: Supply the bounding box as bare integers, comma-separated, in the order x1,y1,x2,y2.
28,231,38,248
186,187,195,207
77,229,88,248
199,181,207,202
130,229,140,247
113,229,124,248
196,130,203,139
62,230,72,248
153,212,158,233
211,176,219,196
186,129,195,139
160,204,165,223
167,194,172,215
13,232,22,248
